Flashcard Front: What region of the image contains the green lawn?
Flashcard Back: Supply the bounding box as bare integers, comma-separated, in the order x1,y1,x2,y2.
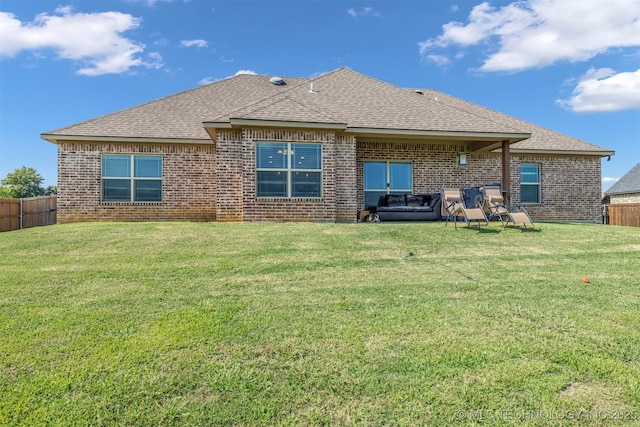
1,221,639,426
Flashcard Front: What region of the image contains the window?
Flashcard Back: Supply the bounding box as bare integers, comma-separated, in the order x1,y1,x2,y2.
520,164,540,203
102,155,162,202
256,142,322,198
363,161,412,209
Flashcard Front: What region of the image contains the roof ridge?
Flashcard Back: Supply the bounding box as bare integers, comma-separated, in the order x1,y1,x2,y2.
423,90,607,149
239,96,344,123
209,76,311,122
43,75,249,135
421,90,537,135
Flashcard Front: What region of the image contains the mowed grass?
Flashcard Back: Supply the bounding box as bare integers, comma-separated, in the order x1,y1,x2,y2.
1,221,639,426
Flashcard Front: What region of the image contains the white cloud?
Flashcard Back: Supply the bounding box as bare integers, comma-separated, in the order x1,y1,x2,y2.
234,69,257,76
602,176,620,186
425,54,451,67
419,0,640,72
198,69,257,86
198,76,216,85
557,68,640,112
129,0,186,6
0,8,157,76
347,7,381,18
180,39,207,48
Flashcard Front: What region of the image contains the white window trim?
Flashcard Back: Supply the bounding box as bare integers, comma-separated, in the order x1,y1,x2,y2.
255,142,323,199
101,154,163,203
520,163,540,204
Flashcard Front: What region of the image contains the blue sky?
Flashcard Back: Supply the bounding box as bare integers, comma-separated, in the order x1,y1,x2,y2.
1,0,638,190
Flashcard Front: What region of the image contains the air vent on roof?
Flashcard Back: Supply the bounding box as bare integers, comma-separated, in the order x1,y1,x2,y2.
414,89,424,95
270,76,286,86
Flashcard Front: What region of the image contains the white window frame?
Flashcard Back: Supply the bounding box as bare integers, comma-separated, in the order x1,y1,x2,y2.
363,160,413,209
255,142,322,198
101,154,163,202
520,163,540,204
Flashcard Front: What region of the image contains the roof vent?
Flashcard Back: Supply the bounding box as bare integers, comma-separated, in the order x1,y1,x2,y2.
414,89,424,95
270,76,286,86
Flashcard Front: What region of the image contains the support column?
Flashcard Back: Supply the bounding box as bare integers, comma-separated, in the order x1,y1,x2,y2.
334,134,358,222
215,130,244,222
501,140,511,206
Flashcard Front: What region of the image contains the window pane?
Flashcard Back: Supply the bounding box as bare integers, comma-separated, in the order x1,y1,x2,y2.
292,144,321,170
389,163,412,190
364,162,387,190
257,171,287,197
256,143,287,169
134,156,162,178
292,171,321,197
135,180,162,202
103,155,130,177
520,164,539,183
103,179,131,201
521,185,539,203
521,174,539,184
364,191,386,210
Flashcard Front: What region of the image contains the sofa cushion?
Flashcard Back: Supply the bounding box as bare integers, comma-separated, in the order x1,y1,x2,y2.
378,205,415,212
412,206,434,212
405,195,424,207
385,194,406,207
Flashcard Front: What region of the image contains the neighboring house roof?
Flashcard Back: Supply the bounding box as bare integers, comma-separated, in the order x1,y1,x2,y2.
42,67,613,156
605,163,640,195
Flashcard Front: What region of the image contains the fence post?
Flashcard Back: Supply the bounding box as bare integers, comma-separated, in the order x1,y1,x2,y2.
19,198,23,230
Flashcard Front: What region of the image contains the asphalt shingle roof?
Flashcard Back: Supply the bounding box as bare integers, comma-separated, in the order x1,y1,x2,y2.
43,67,613,155
605,163,640,195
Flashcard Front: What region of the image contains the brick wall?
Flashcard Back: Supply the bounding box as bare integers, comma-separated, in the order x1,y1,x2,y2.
609,193,640,204
240,129,340,222
57,142,216,223
335,134,358,222
57,136,603,224
216,130,244,222
510,153,602,221
356,140,603,221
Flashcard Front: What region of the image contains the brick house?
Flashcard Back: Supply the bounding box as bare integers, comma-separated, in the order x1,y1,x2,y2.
42,68,613,223
605,163,640,204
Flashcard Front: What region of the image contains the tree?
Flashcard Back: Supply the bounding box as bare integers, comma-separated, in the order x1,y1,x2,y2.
0,167,56,198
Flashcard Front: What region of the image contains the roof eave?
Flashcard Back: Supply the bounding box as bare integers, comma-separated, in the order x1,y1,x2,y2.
204,118,348,130
41,134,210,145
497,148,616,157
345,127,530,142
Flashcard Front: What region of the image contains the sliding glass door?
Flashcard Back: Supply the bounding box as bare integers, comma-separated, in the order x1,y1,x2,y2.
363,161,412,209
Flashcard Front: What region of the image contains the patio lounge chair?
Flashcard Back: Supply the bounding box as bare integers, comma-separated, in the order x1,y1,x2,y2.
441,188,488,229
481,185,537,230
482,185,511,228
508,206,536,230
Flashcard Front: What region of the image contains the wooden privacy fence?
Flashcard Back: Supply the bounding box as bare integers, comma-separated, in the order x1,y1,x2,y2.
606,203,640,228
0,196,57,232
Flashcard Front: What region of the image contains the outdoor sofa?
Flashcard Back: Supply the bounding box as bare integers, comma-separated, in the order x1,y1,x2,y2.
376,194,442,221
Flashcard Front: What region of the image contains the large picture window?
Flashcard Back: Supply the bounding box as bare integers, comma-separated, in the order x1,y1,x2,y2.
520,164,540,204
102,155,162,202
256,142,322,198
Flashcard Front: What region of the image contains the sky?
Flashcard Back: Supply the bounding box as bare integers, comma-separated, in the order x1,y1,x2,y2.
1,0,639,191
